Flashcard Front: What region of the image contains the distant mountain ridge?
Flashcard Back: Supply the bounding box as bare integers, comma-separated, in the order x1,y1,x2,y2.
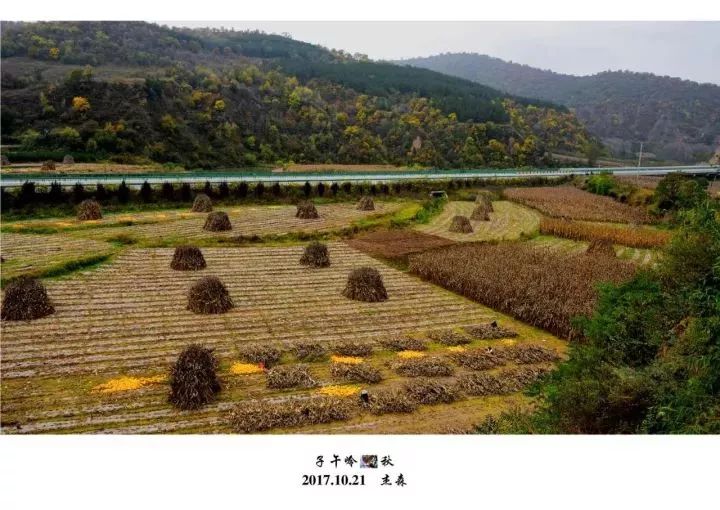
397,53,720,163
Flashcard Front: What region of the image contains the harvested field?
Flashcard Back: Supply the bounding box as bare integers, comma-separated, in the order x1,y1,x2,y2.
379,336,428,351
0,232,115,282
530,236,658,265
345,229,455,261
5,202,406,243
0,243,565,433
229,397,352,433
505,186,652,223
540,217,670,248
415,200,541,241
409,242,637,338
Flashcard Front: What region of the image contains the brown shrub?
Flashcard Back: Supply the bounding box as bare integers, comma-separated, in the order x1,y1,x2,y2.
367,389,417,415
464,322,518,340
427,329,471,346
333,341,373,357
229,397,352,433
296,201,319,219
540,217,669,249
379,336,428,351
187,276,233,314
356,196,375,211
76,199,102,220
293,341,328,362
266,364,317,389
449,215,473,233
41,160,56,171
394,357,454,377
586,239,617,257
169,345,221,410
203,211,232,231
404,378,462,405
502,344,560,364
470,203,490,221
342,267,388,302
192,193,213,212
409,242,636,339
1,277,54,321
331,362,382,383
505,186,652,223
170,246,207,270
449,348,507,371
238,343,283,368
300,241,330,268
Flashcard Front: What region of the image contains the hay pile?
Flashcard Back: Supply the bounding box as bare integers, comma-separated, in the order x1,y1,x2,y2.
458,366,551,396
342,267,388,302
168,345,221,410
380,336,428,351
334,341,373,357
356,196,375,211
299,241,330,268
293,341,327,362
238,343,283,368
192,193,213,212
296,201,319,219
331,362,382,383
503,344,560,364
266,364,317,389
170,246,207,270
1,277,55,321
404,378,462,405
394,357,454,377
367,389,417,415
229,397,352,433
41,160,56,171
187,276,233,314
0,154,9,166
62,154,75,164
76,199,102,220
586,239,616,257
470,203,490,221
449,348,506,371
464,322,518,340
449,215,473,233
203,211,232,231
427,329,471,346
475,191,495,212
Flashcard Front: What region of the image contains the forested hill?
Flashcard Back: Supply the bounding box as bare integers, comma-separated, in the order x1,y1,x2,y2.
1,21,594,169
398,53,720,163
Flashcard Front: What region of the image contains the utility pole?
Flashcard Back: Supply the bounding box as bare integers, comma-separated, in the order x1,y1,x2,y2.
636,142,644,184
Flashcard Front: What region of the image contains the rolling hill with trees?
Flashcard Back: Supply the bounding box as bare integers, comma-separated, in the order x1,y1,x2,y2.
398,53,720,163
1,21,596,169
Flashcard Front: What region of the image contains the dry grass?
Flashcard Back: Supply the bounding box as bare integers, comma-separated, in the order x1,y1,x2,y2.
238,343,283,368
393,357,454,377
229,397,352,433
540,217,670,248
266,364,317,389
505,186,652,223
379,336,428,351
331,362,382,383
410,242,636,339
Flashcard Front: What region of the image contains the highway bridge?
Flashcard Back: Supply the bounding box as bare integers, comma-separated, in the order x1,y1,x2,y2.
0,165,717,188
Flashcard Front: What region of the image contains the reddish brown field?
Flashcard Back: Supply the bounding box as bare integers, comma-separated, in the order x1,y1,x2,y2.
540,217,671,248
409,242,637,339
346,229,456,261
505,186,652,223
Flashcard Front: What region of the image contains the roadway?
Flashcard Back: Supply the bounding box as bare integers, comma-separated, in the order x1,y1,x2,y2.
0,165,717,188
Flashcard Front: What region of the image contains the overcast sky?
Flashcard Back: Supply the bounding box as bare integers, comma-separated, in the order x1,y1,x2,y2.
163,21,720,84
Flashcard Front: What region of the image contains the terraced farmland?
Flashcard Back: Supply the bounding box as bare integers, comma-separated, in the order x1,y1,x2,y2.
0,232,115,281
415,200,540,241
0,243,564,434
5,201,408,243
530,236,658,265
